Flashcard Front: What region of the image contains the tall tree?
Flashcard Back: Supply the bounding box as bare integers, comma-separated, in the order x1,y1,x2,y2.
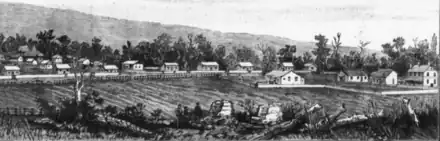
311,34,330,73
257,42,277,74
36,29,56,58
91,37,103,60
277,44,296,62
57,35,71,57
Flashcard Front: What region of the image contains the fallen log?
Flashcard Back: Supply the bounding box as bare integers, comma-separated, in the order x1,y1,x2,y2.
304,103,347,131
403,98,419,127
240,103,324,140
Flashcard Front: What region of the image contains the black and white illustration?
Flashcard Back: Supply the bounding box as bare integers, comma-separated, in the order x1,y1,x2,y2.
0,0,438,140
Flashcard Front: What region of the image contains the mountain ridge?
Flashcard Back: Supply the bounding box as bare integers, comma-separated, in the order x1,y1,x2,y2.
0,2,386,57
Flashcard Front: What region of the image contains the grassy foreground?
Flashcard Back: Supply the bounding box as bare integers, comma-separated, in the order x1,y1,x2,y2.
0,78,437,140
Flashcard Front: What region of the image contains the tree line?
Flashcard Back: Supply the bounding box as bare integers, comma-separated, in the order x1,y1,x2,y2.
0,29,438,76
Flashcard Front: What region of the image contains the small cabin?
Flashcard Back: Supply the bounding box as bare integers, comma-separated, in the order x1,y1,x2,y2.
39,60,53,71
304,63,317,72
161,62,179,72
1,65,20,76
371,69,398,85
54,64,71,74
103,65,119,73
79,58,91,66
265,70,304,85
25,58,38,65
279,62,294,71
236,62,254,71
338,70,368,83
122,60,143,71
52,54,63,64
197,62,219,71
9,55,23,65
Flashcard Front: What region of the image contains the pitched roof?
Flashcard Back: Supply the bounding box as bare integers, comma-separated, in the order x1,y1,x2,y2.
266,70,294,77
122,60,139,65
41,60,50,64
408,65,434,72
26,58,34,62
3,65,20,71
281,62,294,67
201,62,218,66
304,63,316,67
52,54,62,58
55,64,71,69
104,65,118,70
238,62,253,67
404,76,423,82
343,70,367,76
371,69,395,78
164,62,179,66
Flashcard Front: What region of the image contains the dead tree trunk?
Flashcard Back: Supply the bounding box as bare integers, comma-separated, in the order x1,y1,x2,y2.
240,104,324,140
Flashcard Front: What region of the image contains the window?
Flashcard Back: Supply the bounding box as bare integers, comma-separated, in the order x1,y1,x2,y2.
357,76,360,79
427,72,430,76
283,78,286,80
364,76,367,79
434,79,436,84
350,76,353,80
427,79,429,84
295,77,298,81
434,72,437,77
288,76,291,81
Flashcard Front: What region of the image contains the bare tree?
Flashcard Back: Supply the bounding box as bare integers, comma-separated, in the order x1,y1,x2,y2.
331,32,342,57
71,45,93,103
412,37,419,48
358,40,371,57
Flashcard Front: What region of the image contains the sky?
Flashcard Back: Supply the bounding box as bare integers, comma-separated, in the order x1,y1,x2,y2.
0,0,438,51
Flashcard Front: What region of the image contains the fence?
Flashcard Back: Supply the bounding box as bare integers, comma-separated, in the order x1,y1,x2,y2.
0,72,225,85
0,107,43,116
257,84,439,95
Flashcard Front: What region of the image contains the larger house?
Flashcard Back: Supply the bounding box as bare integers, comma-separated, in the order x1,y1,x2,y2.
405,64,437,87
279,62,294,71
265,70,304,85
122,60,144,71
370,69,398,85
1,65,20,76
197,62,219,71
161,62,179,72
338,70,368,83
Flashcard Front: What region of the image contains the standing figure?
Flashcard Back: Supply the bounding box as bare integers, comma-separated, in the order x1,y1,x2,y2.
193,102,203,120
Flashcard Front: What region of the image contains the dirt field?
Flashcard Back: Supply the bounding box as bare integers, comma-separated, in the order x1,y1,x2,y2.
0,78,436,119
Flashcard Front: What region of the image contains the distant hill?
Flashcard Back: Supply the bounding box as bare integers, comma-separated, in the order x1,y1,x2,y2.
0,2,386,58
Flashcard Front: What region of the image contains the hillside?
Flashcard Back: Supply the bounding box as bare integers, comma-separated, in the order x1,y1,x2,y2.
0,2,386,57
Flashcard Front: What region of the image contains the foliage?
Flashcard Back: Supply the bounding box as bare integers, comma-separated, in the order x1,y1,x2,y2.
312,34,331,73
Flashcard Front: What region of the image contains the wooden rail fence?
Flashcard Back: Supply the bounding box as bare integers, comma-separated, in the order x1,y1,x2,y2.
0,72,230,85
0,107,44,116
